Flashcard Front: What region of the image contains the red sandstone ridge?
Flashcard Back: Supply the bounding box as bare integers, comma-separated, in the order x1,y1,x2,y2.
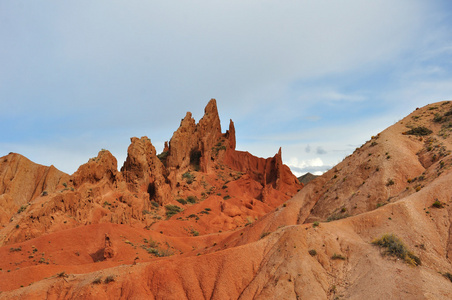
0,97,301,242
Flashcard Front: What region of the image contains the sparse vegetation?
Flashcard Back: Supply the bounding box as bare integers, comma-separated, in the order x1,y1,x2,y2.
143,238,158,248
313,221,319,228
104,275,115,284
165,204,182,218
260,232,271,239
92,277,102,284
157,151,169,165
56,271,67,278
331,253,346,260
212,141,227,156
142,238,173,257
433,113,443,123
386,179,395,186
376,202,386,208
145,247,173,257
432,200,444,208
327,213,350,222
186,196,197,204
372,233,421,266
176,198,187,205
405,126,433,136
308,249,317,256
443,272,452,283
17,205,28,214
182,172,194,184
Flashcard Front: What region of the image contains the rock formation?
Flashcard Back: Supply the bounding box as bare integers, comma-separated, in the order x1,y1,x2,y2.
121,136,172,205
3,100,452,299
0,153,69,225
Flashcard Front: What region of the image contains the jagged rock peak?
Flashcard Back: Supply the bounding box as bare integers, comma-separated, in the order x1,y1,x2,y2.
121,136,160,179
180,112,196,132
226,119,236,150
121,136,171,204
166,98,235,172
198,98,222,135
72,149,118,187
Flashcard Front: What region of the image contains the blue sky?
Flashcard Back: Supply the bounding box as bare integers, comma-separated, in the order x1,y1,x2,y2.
1,1,452,176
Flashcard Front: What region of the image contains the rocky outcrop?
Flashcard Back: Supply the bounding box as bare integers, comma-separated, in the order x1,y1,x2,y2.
226,119,236,150
165,112,199,171
0,153,69,225
166,99,225,173
72,150,118,187
121,136,172,205
103,233,115,259
163,98,301,202
224,148,302,199
196,99,223,171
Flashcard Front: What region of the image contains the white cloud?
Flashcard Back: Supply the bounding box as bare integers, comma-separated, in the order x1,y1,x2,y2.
285,157,330,177
288,157,324,169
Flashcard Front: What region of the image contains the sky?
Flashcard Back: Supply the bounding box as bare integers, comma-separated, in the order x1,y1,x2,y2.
1,1,452,177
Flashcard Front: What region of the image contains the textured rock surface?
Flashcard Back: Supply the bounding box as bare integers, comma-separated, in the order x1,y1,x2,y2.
72,149,118,187
0,153,69,225
121,136,171,205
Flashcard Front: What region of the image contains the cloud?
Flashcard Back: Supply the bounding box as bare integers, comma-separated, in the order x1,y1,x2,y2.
316,147,327,155
305,145,311,153
286,157,332,176
290,165,332,177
